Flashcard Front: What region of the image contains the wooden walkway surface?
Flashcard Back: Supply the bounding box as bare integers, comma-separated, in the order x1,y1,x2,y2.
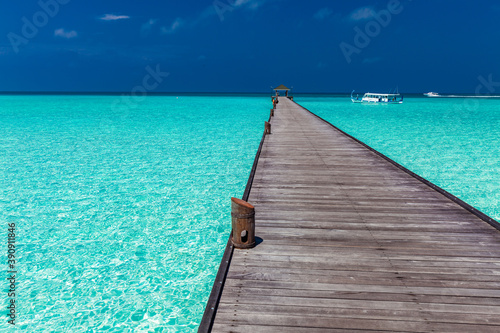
211,97,500,332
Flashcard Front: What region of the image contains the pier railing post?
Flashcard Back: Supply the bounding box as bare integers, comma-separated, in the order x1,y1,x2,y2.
270,108,274,117
265,121,271,135
231,198,256,249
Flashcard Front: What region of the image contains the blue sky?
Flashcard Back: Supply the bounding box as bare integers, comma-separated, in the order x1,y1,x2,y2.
1,0,499,93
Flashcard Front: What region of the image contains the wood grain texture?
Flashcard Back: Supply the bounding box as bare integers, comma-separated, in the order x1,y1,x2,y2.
211,97,500,332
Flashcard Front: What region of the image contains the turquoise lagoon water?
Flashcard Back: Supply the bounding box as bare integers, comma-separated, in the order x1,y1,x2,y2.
2,94,500,332
297,95,500,223
0,95,268,332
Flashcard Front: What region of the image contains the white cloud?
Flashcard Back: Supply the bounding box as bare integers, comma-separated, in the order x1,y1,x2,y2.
198,0,272,24
239,0,270,10
233,0,252,6
161,18,183,34
317,62,327,69
230,0,264,9
54,28,78,39
362,57,382,64
314,8,333,21
141,19,158,35
350,7,376,21
100,14,130,21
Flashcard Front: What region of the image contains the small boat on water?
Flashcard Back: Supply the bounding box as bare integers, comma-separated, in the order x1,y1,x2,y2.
351,91,403,104
424,92,440,97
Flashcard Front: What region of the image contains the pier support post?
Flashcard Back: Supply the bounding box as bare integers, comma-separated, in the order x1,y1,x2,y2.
231,198,256,249
270,108,274,117
265,121,271,135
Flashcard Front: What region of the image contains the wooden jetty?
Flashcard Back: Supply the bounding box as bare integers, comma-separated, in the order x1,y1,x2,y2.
200,96,500,332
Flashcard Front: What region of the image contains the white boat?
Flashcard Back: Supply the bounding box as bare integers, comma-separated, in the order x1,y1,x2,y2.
424,92,439,97
351,91,403,104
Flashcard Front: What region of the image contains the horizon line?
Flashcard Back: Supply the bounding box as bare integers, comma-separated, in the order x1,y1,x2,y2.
0,91,491,95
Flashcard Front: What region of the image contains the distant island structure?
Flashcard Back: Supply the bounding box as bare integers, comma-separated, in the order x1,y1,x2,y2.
273,84,291,97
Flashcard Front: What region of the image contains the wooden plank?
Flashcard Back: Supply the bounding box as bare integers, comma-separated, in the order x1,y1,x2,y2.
218,294,500,315
226,268,500,289
222,279,500,299
229,259,500,276
216,303,500,325
212,324,385,333
214,312,500,333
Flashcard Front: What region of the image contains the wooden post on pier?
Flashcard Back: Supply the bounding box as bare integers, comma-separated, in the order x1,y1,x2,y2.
230,198,255,249
264,121,271,134
270,108,274,117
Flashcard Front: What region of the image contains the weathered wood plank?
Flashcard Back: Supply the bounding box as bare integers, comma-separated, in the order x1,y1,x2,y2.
222,279,500,298
212,324,386,333
218,294,500,315
217,302,500,324
226,268,500,289
214,312,500,333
